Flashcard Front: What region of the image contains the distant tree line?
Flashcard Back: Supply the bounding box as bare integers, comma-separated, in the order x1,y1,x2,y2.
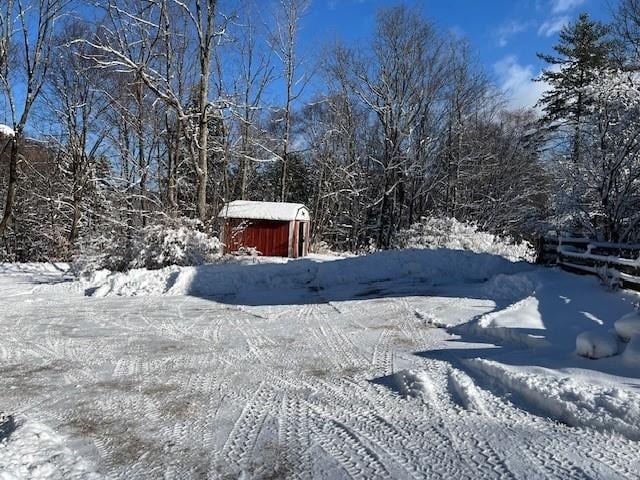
1,0,639,261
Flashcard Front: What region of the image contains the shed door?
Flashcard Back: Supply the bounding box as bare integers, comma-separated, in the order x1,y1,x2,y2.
298,222,305,257
226,219,290,257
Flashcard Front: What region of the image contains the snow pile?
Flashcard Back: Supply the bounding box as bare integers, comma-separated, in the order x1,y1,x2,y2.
0,419,100,479
469,297,550,348
622,336,640,366
0,124,15,138
468,359,640,440
614,311,640,341
73,219,221,274
392,217,534,262
575,330,621,359
83,248,530,299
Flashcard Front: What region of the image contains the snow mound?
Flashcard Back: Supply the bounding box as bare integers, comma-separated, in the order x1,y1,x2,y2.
392,216,534,262
0,419,100,479
84,249,531,300
622,336,640,366
614,311,640,342
576,330,621,359
470,297,550,348
447,369,487,414
384,370,434,398
468,359,640,440
0,124,15,138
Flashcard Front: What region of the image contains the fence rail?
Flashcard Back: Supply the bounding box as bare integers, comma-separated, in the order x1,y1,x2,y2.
537,236,640,291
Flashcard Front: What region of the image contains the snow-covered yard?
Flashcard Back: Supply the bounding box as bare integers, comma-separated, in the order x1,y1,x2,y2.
1,250,640,479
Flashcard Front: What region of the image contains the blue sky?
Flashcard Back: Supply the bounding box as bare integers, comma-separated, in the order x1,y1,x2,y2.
297,0,610,109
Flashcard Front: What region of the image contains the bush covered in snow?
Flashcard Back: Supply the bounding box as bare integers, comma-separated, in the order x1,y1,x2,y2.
576,330,621,359
72,218,221,274
392,217,534,262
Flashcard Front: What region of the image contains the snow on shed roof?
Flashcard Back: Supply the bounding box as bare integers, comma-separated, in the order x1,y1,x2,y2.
0,124,15,138
218,200,310,221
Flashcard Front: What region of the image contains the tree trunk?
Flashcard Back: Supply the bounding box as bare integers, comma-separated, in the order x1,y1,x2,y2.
197,114,209,222
0,137,19,236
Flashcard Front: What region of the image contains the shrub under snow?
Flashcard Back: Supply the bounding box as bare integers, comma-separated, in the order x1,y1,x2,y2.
576,330,621,359
392,217,534,262
72,219,221,274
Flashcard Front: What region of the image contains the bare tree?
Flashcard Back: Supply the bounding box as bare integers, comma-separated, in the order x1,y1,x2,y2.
269,0,310,201
350,6,448,247
228,1,274,200
0,0,67,236
46,20,110,244
613,0,640,68
83,0,228,223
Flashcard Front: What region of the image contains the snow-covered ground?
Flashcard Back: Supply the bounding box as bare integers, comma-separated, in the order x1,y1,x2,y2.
1,251,640,479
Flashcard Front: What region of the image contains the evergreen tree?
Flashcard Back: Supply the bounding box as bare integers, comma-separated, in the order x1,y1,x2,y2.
537,13,616,163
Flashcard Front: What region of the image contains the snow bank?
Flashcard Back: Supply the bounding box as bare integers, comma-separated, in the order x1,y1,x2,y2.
614,311,640,341
469,297,550,348
468,359,640,440
0,124,15,138
575,330,620,359
84,248,531,299
392,217,534,262
0,419,100,479
622,336,640,366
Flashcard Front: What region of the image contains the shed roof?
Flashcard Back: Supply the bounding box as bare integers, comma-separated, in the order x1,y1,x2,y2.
218,200,310,222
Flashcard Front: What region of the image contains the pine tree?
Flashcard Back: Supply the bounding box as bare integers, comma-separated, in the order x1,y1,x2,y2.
537,13,616,164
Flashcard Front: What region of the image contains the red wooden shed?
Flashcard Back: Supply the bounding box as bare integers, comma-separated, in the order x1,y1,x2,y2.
218,201,310,258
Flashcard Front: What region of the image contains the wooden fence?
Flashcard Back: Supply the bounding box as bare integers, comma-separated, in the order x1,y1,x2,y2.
537,236,640,291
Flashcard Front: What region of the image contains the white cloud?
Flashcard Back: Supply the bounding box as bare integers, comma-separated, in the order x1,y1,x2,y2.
551,0,585,13
495,20,529,47
538,16,570,37
494,55,549,110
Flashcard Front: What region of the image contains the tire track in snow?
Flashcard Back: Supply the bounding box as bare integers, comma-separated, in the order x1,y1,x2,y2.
214,381,282,475
443,364,637,479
